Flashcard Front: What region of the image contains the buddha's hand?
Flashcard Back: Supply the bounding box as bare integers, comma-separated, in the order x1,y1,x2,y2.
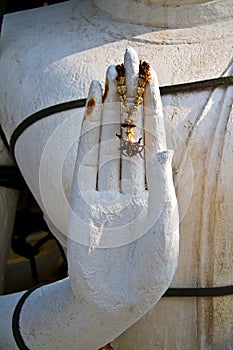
68,48,179,318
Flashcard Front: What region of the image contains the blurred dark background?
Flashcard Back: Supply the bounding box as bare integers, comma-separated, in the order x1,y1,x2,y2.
4,0,69,13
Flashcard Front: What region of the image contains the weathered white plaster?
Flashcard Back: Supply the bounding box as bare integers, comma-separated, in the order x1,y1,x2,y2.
93,0,233,28
0,0,233,348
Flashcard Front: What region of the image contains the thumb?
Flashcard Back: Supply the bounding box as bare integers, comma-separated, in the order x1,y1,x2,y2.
146,150,178,226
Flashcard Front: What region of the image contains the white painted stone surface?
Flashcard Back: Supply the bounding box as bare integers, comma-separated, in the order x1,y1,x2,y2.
0,0,232,348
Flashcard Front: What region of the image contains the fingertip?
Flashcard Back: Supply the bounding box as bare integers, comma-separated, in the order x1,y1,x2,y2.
84,80,102,122
125,47,139,64
103,65,118,102
107,65,118,81
147,150,173,175
146,150,174,209
143,67,162,111
87,80,102,102
150,150,173,165
124,47,139,96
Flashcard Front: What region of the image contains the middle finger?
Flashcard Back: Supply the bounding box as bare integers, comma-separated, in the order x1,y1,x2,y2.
120,48,145,194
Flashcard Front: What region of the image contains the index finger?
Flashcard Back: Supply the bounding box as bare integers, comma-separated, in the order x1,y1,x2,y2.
73,80,102,192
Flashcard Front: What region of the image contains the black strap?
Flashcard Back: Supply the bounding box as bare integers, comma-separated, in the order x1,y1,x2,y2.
160,76,233,95
0,124,10,151
12,280,233,350
12,283,47,350
10,98,87,160
9,76,233,161
163,285,233,297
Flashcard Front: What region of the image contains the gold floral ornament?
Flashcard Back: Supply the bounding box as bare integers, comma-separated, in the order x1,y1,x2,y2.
116,60,150,158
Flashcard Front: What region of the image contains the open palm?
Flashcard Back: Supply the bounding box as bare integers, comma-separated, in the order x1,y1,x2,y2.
68,48,179,330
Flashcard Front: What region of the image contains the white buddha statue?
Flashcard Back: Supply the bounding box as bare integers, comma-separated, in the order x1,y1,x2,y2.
0,0,232,348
